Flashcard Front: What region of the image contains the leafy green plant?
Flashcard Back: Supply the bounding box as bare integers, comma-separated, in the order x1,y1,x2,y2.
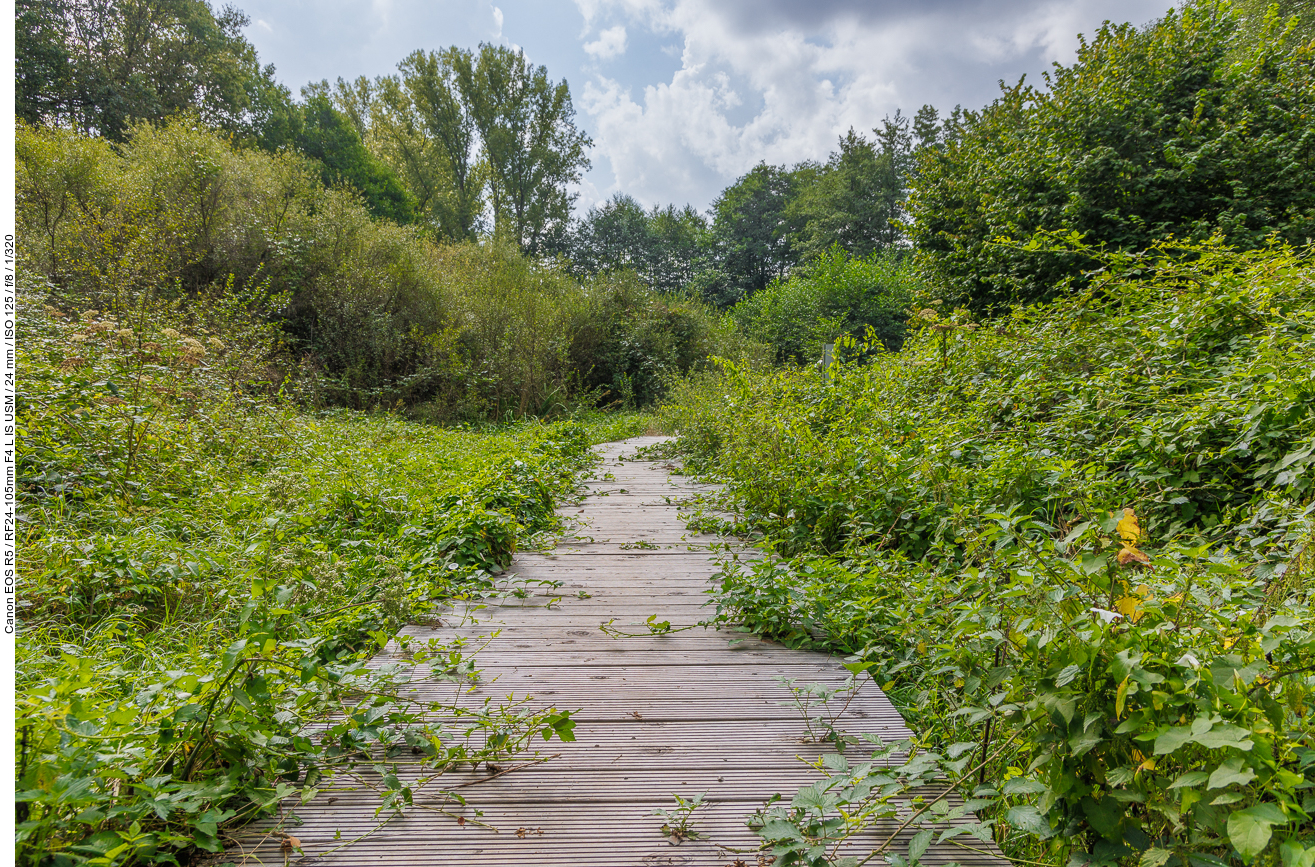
777,672,868,750
908,3,1315,309
13,295,636,865
662,240,1315,866
654,791,709,844
600,614,696,638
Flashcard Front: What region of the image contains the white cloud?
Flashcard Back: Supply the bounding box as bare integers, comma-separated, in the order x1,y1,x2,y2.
584,25,628,59
255,18,272,32
572,0,1167,209
492,5,504,38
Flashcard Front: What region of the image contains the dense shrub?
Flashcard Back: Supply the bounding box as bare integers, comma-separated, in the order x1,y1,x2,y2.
908,3,1315,309
731,248,917,364
662,241,1315,865
15,119,735,416
566,271,725,408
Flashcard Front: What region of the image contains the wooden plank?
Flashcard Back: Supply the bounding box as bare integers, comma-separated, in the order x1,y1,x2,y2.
225,436,1004,867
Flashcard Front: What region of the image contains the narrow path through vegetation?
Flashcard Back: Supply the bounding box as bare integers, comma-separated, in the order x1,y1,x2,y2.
228,437,1004,866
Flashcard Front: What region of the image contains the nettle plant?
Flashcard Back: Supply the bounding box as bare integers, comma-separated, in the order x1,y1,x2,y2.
17,602,577,864
715,510,1315,866
16,293,602,865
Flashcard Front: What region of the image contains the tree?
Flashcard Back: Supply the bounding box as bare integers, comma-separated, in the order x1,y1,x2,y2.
1232,0,1315,44
786,129,901,260
647,204,710,294
22,0,296,143
374,49,485,239
563,197,711,294
568,193,655,276
16,0,72,126
297,94,415,223
908,2,1315,309
453,44,592,254
709,162,799,302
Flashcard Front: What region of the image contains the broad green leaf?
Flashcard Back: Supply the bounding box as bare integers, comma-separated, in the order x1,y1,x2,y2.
1055,664,1082,686
1005,804,1051,836
1229,806,1283,862
760,818,804,841
1140,849,1173,867
791,782,839,813
1194,723,1255,751
1002,778,1047,795
1281,840,1315,867
908,828,934,864
1154,726,1193,756
822,753,850,773
1208,757,1257,790
1169,771,1209,789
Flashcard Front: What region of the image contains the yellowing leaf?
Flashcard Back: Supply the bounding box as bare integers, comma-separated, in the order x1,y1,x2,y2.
1117,546,1152,568
1115,594,1146,623
1116,507,1141,545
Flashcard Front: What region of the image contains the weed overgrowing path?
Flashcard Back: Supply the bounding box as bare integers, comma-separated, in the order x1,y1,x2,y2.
228,437,1003,865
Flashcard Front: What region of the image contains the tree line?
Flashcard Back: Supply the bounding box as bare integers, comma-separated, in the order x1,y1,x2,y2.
15,0,1315,388
569,0,1315,313
16,0,593,254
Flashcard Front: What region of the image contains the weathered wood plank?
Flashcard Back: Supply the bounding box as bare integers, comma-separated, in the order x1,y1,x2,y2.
225,437,1004,867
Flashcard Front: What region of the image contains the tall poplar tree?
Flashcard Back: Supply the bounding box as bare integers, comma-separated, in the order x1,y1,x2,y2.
453,44,592,254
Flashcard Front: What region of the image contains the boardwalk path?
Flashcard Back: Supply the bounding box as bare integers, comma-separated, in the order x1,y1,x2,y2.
233,437,1004,866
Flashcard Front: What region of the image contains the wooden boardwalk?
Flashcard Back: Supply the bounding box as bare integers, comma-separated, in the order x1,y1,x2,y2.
229,437,1005,866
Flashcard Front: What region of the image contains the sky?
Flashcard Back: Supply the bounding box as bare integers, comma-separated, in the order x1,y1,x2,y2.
239,0,1173,215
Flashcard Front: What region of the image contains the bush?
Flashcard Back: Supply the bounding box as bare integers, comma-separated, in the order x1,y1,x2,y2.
662,240,1315,865
16,118,739,417
908,3,1315,309
567,270,723,408
731,247,916,364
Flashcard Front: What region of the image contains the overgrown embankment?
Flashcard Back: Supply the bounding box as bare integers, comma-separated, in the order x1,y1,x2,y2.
15,119,746,418
662,242,1315,866
15,293,652,865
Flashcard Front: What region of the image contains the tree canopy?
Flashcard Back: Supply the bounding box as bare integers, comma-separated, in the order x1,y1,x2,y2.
907,1,1315,308
296,94,415,224
15,0,298,143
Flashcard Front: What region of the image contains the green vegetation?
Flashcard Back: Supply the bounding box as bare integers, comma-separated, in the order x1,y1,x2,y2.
13,0,298,143
661,240,1315,865
296,93,416,224
909,4,1315,309
15,119,732,415
15,289,651,864
731,248,917,363
562,194,710,295
15,1,1315,866
320,42,591,251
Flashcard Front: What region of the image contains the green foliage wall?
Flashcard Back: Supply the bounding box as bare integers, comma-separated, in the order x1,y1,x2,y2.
14,0,298,143
296,94,415,223
563,194,711,295
662,241,1315,865
731,248,916,363
15,290,620,863
908,3,1315,308
15,119,732,417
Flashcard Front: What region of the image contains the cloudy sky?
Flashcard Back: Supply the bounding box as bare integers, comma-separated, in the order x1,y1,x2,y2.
240,0,1172,213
